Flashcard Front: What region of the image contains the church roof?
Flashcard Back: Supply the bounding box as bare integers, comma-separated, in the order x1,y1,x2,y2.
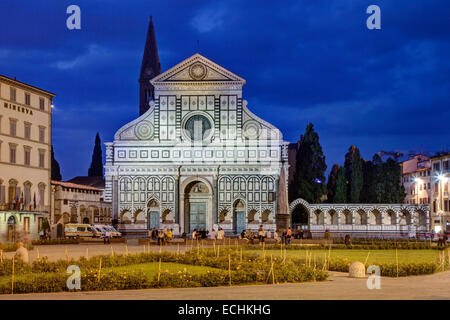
150,53,246,85
52,180,102,192
66,176,105,189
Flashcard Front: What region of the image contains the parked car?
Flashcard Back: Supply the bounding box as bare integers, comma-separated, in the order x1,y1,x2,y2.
64,224,95,239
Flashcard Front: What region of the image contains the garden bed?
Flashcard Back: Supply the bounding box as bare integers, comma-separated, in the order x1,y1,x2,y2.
0,247,327,294
246,247,450,277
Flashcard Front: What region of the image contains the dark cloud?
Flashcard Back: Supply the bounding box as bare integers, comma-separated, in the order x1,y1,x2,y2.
0,0,448,178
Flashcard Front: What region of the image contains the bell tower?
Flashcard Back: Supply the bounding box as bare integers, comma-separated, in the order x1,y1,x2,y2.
139,16,161,116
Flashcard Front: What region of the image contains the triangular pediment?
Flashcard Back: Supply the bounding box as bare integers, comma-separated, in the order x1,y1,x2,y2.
151,53,246,84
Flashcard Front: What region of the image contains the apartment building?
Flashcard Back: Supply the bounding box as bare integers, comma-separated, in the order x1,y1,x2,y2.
402,153,450,233
0,74,55,242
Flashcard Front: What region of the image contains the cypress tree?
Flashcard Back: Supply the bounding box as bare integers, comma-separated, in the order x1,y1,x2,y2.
88,132,104,177
371,154,385,203
344,146,356,200
382,158,406,203
361,159,373,203
292,123,327,203
333,166,347,203
349,147,363,203
51,145,62,181
327,164,340,203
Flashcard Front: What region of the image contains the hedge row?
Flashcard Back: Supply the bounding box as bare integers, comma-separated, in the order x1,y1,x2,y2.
332,238,433,245
0,265,327,294
325,259,442,277
31,239,80,245
0,243,34,252
255,243,444,250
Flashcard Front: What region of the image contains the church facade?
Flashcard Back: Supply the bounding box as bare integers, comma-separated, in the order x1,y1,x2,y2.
104,53,289,235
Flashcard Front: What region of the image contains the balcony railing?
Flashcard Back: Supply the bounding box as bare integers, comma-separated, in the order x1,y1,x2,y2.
0,203,49,213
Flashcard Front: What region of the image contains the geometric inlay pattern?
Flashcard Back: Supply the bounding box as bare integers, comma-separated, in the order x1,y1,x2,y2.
135,121,154,140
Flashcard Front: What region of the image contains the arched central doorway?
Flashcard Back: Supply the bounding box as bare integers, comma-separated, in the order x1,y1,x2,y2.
184,181,211,233
233,199,246,234
7,216,16,242
291,204,309,230
147,199,159,230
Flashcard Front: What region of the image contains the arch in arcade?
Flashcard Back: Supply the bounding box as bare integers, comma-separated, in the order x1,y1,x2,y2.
289,198,310,230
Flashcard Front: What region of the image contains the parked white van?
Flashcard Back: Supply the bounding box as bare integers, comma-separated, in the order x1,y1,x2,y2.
93,224,122,238
64,224,95,239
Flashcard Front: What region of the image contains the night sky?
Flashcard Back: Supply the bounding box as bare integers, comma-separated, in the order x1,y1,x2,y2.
1,0,449,180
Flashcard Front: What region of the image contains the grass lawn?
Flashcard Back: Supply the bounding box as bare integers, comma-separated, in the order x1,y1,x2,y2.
246,249,441,264
0,262,221,288
105,262,222,276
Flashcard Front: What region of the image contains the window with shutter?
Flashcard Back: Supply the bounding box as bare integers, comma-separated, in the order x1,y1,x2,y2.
0,186,5,204
39,188,45,206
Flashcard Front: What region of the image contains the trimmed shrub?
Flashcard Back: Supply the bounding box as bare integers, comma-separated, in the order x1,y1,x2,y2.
31,239,80,245
0,243,34,252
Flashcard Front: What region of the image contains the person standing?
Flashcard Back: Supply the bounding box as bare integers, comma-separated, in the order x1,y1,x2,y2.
104,229,111,244
217,228,224,241
286,227,292,245
274,230,280,243
157,229,165,245
167,229,173,242
209,228,216,239
258,225,266,243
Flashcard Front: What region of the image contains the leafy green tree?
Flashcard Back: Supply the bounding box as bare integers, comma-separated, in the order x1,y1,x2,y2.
292,123,327,203
51,145,62,181
40,217,50,232
88,132,103,177
333,166,347,203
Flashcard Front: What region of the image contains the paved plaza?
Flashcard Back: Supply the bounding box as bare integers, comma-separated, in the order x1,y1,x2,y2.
1,242,184,262
0,270,449,300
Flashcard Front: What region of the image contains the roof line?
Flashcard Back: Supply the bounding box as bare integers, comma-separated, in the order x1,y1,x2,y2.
0,74,56,97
